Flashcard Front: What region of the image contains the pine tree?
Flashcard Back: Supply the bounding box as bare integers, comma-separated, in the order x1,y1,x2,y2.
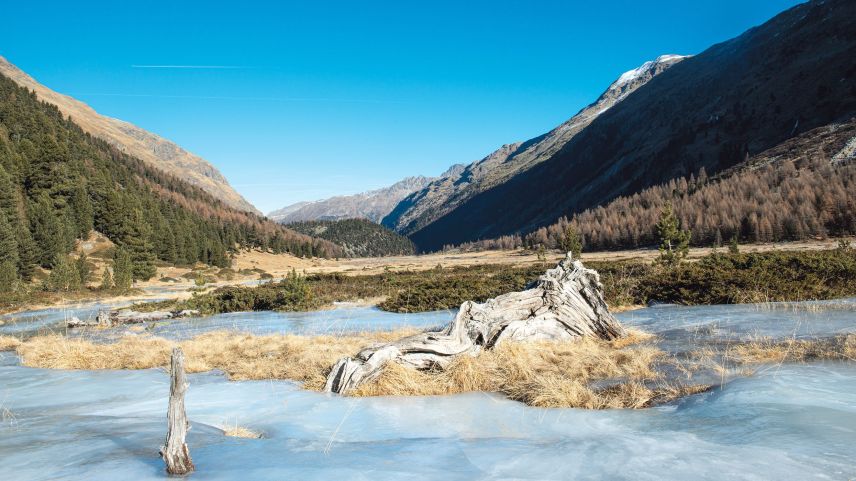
75,253,91,287
29,195,63,267
559,225,583,259
100,266,114,290
45,254,79,292
0,260,17,294
117,208,157,281
112,247,133,291
728,235,740,255
656,202,691,266
0,164,19,225
69,185,94,238
0,211,19,270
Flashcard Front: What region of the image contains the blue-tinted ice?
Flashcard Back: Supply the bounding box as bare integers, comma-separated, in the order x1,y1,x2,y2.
1,299,855,480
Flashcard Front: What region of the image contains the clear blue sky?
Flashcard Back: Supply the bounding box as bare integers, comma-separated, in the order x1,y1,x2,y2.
0,0,803,213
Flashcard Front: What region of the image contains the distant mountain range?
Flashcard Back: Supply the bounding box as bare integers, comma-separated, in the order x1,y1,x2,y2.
390,0,856,251
267,165,464,224
0,55,259,214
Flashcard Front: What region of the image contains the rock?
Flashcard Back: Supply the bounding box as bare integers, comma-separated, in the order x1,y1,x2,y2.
324,253,625,394
66,317,88,328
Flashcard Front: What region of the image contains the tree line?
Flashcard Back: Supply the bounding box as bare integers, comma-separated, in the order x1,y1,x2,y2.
0,72,339,292
451,156,855,253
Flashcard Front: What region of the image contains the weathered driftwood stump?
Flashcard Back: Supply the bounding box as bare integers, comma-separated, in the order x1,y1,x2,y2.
160,347,194,475
325,253,625,394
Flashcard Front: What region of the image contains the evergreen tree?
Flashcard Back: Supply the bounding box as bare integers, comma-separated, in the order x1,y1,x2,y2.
0,211,19,270
728,235,741,255
29,195,63,267
75,253,91,287
117,208,157,281
45,254,79,292
559,225,583,259
656,202,691,266
112,247,133,291
69,185,94,238
100,266,113,290
0,165,19,225
0,260,17,294
14,224,37,281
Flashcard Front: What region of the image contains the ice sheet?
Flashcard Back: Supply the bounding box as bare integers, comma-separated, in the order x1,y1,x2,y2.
1,299,855,479
1,361,854,480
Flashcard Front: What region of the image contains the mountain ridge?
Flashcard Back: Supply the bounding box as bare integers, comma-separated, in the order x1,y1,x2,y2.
382,54,688,235
404,0,856,251
0,55,259,214
268,166,464,224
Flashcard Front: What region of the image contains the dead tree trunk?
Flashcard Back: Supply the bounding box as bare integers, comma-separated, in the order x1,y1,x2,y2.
325,254,626,394
160,347,194,475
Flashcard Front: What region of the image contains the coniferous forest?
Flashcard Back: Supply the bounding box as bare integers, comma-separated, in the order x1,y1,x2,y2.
0,72,340,286
286,218,416,257
454,121,856,253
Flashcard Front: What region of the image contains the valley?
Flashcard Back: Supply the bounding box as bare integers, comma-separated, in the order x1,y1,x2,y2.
1,0,855,479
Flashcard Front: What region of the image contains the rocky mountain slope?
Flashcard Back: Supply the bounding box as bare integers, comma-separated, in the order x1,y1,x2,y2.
382,55,687,235
269,167,463,224
0,55,259,214
404,0,856,251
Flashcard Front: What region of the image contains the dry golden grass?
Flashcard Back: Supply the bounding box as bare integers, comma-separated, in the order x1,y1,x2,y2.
0,335,22,351
725,334,856,364
222,422,262,439
14,328,422,390
13,327,689,408
350,328,707,409
15,327,852,410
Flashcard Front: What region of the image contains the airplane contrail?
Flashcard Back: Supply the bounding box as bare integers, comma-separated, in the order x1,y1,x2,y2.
131,65,248,69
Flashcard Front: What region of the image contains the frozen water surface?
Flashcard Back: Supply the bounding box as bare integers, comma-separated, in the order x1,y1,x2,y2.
1,299,855,480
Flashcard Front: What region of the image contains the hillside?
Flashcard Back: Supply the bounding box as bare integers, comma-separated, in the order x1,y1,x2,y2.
269,167,462,224
0,55,259,214
285,219,415,257
0,71,339,285
404,0,856,251
461,119,856,251
382,55,687,235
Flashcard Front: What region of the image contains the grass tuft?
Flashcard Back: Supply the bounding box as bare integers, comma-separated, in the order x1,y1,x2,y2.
0,335,22,351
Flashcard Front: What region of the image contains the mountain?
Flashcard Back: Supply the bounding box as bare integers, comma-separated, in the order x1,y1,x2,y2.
0,69,339,283
0,55,259,214
464,119,856,251
268,168,462,224
285,219,416,257
403,0,856,251
382,55,687,236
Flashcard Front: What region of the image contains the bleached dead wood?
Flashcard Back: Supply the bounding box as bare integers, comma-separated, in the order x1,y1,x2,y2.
67,309,200,328
324,253,625,394
160,347,194,475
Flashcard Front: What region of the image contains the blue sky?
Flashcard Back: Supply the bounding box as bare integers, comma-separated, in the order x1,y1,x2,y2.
0,0,802,213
